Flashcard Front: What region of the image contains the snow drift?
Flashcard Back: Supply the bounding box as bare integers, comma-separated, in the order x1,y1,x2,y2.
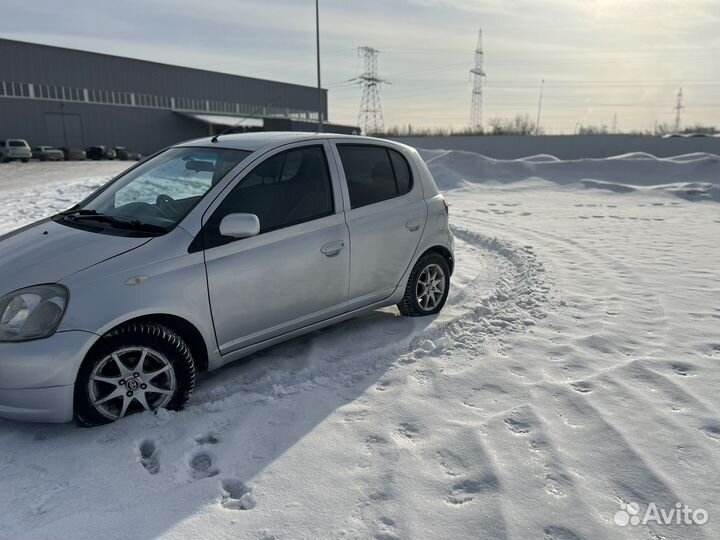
422,149,720,202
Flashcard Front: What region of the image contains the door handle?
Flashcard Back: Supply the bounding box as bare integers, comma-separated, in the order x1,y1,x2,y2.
321,240,345,257
406,218,424,232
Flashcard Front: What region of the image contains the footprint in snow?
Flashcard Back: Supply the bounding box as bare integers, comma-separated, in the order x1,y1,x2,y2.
570,381,593,394
396,422,421,440
670,362,694,376
195,432,221,446
139,439,160,475
189,450,219,479
374,517,399,540
700,424,720,442
447,476,498,505
220,479,256,510
543,525,585,540
365,434,387,446
504,408,539,435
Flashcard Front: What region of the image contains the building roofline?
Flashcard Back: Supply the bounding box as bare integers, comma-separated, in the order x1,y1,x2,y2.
0,37,327,94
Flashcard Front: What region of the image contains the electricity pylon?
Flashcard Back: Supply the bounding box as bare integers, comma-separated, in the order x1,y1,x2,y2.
357,46,386,135
469,29,486,132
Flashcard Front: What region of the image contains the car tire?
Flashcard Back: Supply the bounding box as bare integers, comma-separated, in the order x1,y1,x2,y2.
397,252,451,317
21,158,29,163
74,322,196,427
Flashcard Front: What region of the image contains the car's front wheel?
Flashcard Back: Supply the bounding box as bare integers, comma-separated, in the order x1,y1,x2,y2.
74,322,195,426
397,252,451,317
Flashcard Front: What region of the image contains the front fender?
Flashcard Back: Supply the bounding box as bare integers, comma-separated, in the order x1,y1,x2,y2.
58,229,219,367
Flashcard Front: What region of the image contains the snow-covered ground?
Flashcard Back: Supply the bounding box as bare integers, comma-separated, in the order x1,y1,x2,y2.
1,153,719,540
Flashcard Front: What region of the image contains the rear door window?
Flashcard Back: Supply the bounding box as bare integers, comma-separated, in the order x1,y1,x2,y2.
337,145,413,209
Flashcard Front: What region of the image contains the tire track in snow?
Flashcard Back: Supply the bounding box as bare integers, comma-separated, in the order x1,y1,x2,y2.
188,227,551,412
455,213,670,379
448,208,716,539
461,214,720,445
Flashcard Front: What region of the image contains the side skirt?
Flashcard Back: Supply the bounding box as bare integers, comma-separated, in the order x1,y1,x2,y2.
210,295,402,371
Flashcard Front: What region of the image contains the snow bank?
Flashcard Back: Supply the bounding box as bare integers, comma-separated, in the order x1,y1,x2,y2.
393,133,720,159
423,149,720,202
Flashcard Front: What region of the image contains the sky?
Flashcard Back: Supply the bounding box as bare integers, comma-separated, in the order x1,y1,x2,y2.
2,0,719,133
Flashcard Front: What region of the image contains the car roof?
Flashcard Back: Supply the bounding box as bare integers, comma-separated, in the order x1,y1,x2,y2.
175,131,407,152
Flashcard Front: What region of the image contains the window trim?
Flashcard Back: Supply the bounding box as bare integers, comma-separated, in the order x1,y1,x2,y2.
199,144,336,251
336,143,415,210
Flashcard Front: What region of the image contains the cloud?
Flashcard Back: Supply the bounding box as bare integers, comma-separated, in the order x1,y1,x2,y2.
1,0,718,131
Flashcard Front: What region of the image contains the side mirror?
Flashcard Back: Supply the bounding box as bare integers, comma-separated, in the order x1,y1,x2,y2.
219,213,260,239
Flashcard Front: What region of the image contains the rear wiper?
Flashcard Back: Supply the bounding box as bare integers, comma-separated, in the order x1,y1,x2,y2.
60,210,167,235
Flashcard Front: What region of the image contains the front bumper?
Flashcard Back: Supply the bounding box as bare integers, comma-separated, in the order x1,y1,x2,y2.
0,330,97,423
0,385,74,423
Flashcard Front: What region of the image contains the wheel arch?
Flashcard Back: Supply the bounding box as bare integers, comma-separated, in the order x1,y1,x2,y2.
83,314,209,373
420,245,454,276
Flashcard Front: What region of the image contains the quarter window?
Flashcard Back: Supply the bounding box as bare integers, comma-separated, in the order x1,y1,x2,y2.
389,150,412,194
337,145,413,209
205,145,334,247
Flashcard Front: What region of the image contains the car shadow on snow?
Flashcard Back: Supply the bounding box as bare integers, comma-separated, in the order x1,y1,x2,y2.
0,306,439,538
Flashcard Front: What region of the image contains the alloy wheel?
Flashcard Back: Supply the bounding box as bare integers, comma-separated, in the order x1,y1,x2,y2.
88,347,176,421
415,263,446,312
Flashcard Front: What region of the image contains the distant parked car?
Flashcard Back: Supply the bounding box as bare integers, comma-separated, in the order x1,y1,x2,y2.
86,146,116,160
32,146,64,161
114,147,142,161
60,148,87,161
0,139,32,162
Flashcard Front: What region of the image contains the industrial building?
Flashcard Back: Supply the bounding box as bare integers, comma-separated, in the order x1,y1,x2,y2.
0,39,356,154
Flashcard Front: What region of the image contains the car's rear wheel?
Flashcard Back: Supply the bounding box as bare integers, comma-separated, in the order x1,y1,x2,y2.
397,252,451,317
75,322,195,426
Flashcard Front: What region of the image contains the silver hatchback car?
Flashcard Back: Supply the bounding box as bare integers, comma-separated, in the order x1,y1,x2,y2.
0,133,454,425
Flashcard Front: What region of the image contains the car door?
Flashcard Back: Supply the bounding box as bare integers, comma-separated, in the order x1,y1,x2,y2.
202,141,350,355
331,142,427,307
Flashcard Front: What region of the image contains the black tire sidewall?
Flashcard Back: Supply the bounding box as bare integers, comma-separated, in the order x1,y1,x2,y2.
402,253,451,316
74,323,195,426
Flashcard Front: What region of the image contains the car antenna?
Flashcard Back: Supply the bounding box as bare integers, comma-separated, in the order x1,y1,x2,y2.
211,97,282,143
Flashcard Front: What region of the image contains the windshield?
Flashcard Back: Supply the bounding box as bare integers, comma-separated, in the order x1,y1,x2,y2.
72,147,251,232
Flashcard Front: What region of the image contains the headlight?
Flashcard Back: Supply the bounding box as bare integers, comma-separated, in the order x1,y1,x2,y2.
0,285,68,342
